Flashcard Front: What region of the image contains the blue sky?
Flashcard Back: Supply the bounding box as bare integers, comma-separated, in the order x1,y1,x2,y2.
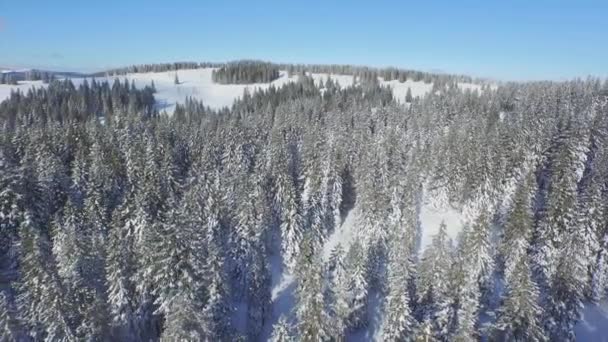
0,0,606,80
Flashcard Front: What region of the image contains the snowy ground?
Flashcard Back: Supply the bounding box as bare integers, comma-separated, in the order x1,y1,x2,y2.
576,301,608,342
418,200,466,251
0,68,492,113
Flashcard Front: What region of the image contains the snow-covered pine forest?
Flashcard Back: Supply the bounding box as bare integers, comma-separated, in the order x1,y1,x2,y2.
1,61,608,341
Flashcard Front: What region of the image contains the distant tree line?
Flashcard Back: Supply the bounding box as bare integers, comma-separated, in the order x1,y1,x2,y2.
0,70,57,85
0,73,18,85
98,60,482,86
211,61,281,84
97,62,222,76
279,63,477,84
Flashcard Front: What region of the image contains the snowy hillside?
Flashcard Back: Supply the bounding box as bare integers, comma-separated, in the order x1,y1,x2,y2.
0,68,489,112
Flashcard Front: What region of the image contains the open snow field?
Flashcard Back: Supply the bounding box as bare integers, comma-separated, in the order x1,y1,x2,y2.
0,68,491,112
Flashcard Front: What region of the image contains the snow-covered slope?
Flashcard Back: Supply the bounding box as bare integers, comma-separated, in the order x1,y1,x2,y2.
0,68,493,113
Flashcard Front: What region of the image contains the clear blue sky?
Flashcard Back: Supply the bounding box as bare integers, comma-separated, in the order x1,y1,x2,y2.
1,0,606,80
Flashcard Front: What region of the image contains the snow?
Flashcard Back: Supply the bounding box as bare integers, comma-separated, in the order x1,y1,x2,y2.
311,73,355,89
458,82,485,93
1,68,31,73
576,301,608,342
349,291,384,342
379,78,434,103
322,206,359,261
418,190,467,252
78,68,299,113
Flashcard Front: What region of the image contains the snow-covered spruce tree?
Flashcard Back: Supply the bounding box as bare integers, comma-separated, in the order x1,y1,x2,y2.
231,175,264,297
416,222,453,340
35,141,70,221
326,244,350,340
532,120,586,290
329,157,344,228
576,161,606,300
446,226,481,342
18,225,76,341
126,135,177,339
462,211,494,304
0,161,25,322
296,233,331,342
274,150,304,271
345,239,369,331
143,170,208,340
499,173,535,281
105,199,139,340
270,315,294,342
358,134,392,290
492,257,546,342
51,200,111,340
381,228,417,341
301,128,332,254
200,237,231,340
544,227,587,341
449,209,495,341
247,242,272,341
